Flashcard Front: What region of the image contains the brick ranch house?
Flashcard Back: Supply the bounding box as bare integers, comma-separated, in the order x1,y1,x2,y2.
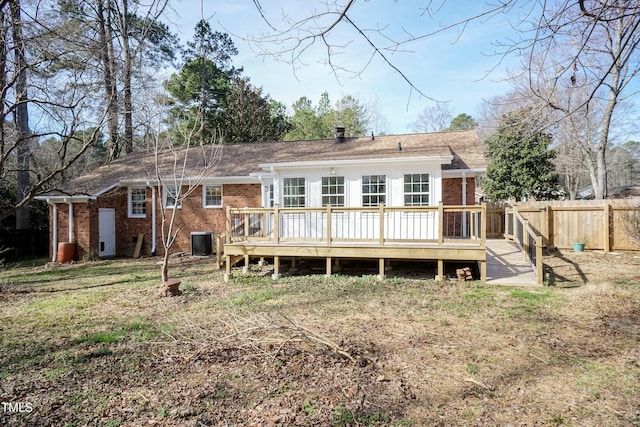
36,129,486,262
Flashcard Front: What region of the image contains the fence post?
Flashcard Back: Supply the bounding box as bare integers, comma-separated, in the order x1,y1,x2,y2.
546,205,553,250
273,204,280,244
226,205,232,241
326,204,332,245
523,218,529,261
604,201,611,252
438,202,444,245
481,202,487,247
379,204,385,245
536,234,544,285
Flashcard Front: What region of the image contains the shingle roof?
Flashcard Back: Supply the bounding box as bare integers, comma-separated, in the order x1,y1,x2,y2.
45,130,485,197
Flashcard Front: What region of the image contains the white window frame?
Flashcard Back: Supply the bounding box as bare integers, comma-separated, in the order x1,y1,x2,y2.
202,184,223,208
283,177,306,207
163,185,182,209
403,173,431,206
362,174,386,206
128,187,147,218
321,175,345,207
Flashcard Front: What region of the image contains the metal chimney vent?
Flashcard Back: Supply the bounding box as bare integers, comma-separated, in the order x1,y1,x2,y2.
336,126,346,143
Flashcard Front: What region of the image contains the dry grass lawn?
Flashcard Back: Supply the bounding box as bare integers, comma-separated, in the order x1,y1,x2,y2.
0,249,639,426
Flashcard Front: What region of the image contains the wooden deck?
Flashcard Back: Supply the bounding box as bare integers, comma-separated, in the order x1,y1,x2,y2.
485,239,539,286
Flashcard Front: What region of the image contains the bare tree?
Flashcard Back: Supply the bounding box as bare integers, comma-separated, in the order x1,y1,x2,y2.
151,105,222,286
251,2,640,199
409,103,453,133
0,1,110,224
519,1,640,199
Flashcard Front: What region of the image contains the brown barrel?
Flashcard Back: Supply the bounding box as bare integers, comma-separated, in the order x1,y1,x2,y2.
57,242,76,263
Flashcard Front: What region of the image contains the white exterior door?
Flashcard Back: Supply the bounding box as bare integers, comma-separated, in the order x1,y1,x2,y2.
98,208,116,257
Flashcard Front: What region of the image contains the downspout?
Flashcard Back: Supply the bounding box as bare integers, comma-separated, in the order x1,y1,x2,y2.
461,172,467,237
256,174,268,208
269,167,280,206
68,200,74,243
147,182,157,255
48,200,58,262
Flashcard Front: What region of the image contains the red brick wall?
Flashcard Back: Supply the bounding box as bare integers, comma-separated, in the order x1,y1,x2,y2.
442,177,476,205
164,183,261,254
442,177,477,237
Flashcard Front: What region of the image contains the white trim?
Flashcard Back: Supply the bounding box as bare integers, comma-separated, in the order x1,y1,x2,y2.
162,185,182,209
202,184,223,208
442,168,485,178
122,176,258,186
260,156,453,171
34,195,90,203
282,176,307,208
127,187,147,218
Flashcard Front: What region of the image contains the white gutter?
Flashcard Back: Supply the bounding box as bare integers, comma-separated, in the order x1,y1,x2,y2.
260,156,454,170
442,167,486,177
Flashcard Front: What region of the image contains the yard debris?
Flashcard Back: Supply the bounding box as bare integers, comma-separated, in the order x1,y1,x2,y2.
456,267,474,281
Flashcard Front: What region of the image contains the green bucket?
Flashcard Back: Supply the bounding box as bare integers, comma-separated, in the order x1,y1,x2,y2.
572,242,586,252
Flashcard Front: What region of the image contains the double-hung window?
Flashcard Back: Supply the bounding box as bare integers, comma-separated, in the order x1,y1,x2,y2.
128,187,147,218
203,185,222,208
322,176,345,207
283,177,305,207
404,173,430,206
164,185,181,209
362,175,386,206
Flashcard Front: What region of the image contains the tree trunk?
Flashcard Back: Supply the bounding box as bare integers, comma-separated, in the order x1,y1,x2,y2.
97,0,120,161
10,0,31,229
0,7,8,175
120,0,133,154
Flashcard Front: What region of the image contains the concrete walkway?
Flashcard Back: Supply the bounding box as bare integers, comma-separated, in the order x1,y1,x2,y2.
485,239,539,286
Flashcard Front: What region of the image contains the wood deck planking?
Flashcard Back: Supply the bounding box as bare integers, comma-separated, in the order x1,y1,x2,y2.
485,239,539,286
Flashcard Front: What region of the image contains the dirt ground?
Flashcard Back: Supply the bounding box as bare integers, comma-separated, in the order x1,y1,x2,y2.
1,249,639,426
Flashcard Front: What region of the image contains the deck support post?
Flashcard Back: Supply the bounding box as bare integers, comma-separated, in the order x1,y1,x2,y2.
224,255,232,282
258,257,265,267
325,257,332,277
291,257,297,272
480,259,486,282
377,258,386,281
272,256,280,281
437,259,444,280
242,255,250,273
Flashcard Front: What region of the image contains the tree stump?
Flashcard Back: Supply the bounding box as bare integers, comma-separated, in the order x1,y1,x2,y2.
161,279,182,297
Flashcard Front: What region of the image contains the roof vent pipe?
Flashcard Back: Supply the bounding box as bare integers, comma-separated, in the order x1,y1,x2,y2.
336,126,346,143
397,142,402,152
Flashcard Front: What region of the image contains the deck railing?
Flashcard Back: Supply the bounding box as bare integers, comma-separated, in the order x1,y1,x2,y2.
506,207,544,285
226,203,486,246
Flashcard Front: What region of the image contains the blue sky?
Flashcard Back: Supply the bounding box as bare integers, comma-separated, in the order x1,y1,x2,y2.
165,0,525,135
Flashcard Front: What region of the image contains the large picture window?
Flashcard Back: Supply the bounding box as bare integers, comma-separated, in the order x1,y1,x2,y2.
128,187,146,218
362,175,386,206
322,176,345,207
283,177,305,207
404,173,430,206
203,185,222,208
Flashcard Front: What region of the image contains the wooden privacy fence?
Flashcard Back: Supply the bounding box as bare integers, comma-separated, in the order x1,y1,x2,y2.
501,200,639,252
